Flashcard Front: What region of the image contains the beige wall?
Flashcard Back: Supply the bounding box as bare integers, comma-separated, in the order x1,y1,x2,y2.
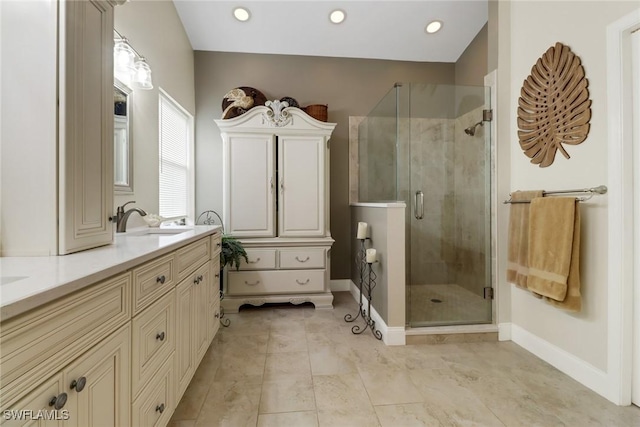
455,24,489,86
114,1,195,227
194,52,456,279
499,1,639,371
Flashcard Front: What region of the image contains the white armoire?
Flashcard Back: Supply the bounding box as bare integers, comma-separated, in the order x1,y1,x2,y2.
215,101,336,312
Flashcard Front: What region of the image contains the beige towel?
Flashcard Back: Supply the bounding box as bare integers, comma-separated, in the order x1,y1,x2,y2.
527,198,581,311
506,190,544,289
547,204,581,312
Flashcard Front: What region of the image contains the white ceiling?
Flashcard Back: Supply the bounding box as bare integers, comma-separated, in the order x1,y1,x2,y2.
173,1,489,63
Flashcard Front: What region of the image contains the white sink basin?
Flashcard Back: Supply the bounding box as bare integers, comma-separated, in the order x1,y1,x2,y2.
126,227,193,236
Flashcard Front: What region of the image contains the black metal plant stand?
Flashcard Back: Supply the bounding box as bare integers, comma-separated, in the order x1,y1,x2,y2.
344,238,367,324
219,290,230,327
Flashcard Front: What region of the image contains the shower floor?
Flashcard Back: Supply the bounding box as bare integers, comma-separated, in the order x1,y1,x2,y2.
409,284,491,326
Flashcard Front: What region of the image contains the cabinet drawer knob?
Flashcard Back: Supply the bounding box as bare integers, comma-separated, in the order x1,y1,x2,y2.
215,312,220,319
244,280,260,286
215,273,220,278
296,278,310,285
49,393,68,410
70,376,87,392
247,257,261,264
194,275,204,284
156,275,166,284
155,403,165,414
216,242,221,248
295,256,310,263
156,331,166,341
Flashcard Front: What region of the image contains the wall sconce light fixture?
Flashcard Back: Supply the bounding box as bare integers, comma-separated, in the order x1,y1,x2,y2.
114,29,153,90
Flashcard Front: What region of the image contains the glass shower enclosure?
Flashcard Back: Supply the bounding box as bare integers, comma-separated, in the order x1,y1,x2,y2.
359,83,492,327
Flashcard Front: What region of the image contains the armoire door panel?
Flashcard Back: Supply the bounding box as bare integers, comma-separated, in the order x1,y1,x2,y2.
278,136,325,237
225,134,275,237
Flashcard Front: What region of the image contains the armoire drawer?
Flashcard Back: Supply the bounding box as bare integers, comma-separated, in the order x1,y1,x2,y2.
279,248,326,269
131,289,175,397
132,253,174,315
238,249,277,270
175,237,211,280
227,270,325,295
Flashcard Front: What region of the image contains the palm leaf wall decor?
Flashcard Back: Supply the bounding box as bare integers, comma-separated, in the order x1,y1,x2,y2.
517,42,592,168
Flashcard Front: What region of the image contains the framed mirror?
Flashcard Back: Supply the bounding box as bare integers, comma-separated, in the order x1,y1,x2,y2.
114,79,133,192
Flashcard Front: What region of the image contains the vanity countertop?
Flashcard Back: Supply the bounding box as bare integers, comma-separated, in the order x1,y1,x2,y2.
0,225,222,321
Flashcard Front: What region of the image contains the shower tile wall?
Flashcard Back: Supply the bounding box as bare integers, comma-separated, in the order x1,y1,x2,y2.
409,117,456,285
453,107,488,298
410,106,487,299
358,117,397,202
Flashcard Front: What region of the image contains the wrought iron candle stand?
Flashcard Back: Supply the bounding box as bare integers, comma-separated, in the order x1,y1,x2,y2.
345,240,382,340
351,261,382,340
344,238,368,324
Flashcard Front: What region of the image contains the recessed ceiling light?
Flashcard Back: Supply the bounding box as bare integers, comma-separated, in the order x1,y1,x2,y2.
233,7,250,22
329,9,346,24
425,20,443,34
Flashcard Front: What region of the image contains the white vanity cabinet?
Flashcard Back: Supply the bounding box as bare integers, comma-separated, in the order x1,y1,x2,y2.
0,273,132,426
216,104,336,312
0,229,222,427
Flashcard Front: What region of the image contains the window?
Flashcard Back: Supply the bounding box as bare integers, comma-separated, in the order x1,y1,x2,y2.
159,90,193,221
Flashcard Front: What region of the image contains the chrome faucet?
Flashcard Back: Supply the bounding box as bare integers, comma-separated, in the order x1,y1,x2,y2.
115,201,147,233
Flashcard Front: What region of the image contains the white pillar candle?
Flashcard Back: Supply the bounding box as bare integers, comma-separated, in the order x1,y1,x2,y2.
356,222,368,239
366,248,377,263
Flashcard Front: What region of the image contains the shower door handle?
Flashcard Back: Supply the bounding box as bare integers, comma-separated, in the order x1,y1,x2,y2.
414,191,424,219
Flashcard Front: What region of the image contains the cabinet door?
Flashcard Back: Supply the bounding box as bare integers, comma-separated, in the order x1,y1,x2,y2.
278,135,325,237
63,325,130,427
58,0,114,254
0,374,67,427
192,262,212,366
209,259,221,344
223,134,275,237
175,279,194,400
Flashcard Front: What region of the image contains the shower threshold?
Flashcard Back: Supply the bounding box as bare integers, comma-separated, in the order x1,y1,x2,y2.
405,324,498,345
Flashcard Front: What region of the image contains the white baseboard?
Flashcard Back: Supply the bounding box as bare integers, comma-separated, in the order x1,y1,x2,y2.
348,281,406,345
511,324,610,400
498,322,512,341
330,279,352,292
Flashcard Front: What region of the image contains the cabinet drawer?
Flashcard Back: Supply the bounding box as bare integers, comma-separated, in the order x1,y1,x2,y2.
211,232,222,258
0,272,131,406
238,249,276,270
132,353,174,427
131,290,176,398
175,237,211,280
279,248,326,269
132,253,174,315
227,270,325,295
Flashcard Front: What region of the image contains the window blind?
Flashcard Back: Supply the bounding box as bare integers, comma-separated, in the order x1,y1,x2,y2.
159,94,191,219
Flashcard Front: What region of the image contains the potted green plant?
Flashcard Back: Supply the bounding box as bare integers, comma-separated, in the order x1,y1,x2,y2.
220,235,248,270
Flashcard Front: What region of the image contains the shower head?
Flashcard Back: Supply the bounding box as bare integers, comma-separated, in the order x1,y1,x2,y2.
464,121,484,136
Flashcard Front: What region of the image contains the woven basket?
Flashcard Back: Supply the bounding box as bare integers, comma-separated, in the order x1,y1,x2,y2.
303,104,328,122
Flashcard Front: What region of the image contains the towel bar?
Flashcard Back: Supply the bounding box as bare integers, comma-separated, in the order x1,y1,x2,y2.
504,185,607,204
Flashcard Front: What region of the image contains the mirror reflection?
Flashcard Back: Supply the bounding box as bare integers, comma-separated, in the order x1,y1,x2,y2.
114,80,133,192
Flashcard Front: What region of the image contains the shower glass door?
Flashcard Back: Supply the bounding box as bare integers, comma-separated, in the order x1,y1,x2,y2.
406,83,492,327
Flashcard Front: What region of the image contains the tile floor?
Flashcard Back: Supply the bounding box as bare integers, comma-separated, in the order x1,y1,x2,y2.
169,292,640,427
